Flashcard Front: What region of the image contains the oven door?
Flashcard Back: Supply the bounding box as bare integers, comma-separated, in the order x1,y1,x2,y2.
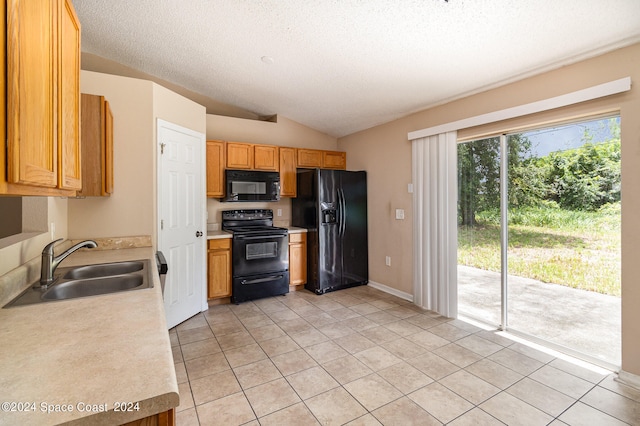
232,271,290,304
232,233,289,277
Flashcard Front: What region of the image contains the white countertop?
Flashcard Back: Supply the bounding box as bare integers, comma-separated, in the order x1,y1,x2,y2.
0,247,178,425
287,227,308,234
206,230,232,239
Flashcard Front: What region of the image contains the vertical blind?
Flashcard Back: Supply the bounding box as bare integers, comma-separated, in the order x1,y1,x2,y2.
411,131,458,317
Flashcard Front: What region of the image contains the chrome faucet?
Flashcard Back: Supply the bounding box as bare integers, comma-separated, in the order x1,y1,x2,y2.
39,238,98,288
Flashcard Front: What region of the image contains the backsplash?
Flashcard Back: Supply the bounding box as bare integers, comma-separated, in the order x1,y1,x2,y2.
70,235,152,250
207,198,292,231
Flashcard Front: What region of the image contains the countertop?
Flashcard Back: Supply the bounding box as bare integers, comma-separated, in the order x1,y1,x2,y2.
206,227,307,239
0,247,178,425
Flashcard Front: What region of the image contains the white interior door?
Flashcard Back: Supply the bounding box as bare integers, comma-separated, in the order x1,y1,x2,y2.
157,119,207,329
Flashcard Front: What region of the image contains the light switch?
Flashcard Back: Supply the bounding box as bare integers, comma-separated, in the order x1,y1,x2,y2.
395,209,405,220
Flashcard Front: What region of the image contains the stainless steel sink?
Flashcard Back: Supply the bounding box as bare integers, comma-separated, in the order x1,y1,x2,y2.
4,259,152,307
42,275,144,300
62,261,144,279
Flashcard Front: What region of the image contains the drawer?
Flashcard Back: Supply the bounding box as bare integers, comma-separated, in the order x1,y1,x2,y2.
289,233,307,244
208,238,231,250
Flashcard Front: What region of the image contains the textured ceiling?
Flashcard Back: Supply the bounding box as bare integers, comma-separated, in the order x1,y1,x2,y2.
74,0,640,137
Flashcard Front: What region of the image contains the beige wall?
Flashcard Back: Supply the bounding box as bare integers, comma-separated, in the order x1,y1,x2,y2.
206,115,336,149
68,71,206,247
68,71,155,240
338,42,640,375
205,114,338,228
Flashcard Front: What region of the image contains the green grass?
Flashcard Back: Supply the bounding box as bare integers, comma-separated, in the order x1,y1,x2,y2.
458,204,621,296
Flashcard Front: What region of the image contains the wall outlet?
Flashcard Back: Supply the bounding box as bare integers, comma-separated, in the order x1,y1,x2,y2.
50,222,55,239
385,256,391,266
408,183,414,193
277,208,282,217
395,209,405,220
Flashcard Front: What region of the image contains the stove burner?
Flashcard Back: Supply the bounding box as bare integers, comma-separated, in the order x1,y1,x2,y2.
225,225,288,233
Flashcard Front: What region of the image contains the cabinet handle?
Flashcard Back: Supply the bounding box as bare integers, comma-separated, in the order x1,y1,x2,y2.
196,231,203,237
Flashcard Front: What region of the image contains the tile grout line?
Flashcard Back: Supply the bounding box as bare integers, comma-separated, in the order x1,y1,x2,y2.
174,288,625,425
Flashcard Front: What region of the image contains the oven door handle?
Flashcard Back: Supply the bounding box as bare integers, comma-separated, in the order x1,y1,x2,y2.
241,274,285,285
235,234,287,241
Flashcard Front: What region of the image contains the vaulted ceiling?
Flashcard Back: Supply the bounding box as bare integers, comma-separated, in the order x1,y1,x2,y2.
75,1,640,137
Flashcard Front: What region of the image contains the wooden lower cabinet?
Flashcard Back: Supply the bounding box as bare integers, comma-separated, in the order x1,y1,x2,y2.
289,233,307,287
120,408,174,426
207,239,232,299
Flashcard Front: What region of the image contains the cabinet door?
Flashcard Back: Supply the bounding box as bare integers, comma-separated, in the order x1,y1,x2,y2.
322,151,346,170
226,142,253,169
103,99,114,194
208,239,232,299
279,147,297,197
7,0,58,187
206,140,225,197
78,94,112,196
78,94,102,196
58,0,81,190
254,144,279,171
296,149,323,168
289,233,307,286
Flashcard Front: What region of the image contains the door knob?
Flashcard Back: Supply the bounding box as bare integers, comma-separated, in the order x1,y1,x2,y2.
196,231,203,237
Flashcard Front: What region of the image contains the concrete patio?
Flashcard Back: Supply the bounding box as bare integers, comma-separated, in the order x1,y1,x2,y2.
458,265,621,366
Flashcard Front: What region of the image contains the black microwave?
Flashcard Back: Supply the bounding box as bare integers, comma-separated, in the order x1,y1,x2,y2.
222,169,281,202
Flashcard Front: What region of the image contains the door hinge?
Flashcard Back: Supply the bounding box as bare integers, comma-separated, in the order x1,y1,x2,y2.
161,219,164,230
160,142,166,155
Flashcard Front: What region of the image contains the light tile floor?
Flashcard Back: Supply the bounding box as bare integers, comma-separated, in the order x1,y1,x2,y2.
170,285,640,425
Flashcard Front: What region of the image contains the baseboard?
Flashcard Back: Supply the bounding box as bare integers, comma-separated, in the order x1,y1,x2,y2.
617,370,640,391
367,280,414,302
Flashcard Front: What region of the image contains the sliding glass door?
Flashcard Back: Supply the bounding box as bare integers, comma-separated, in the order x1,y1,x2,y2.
457,137,502,325
458,116,621,366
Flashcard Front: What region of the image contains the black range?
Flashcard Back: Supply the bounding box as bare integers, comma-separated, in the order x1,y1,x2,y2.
222,209,289,304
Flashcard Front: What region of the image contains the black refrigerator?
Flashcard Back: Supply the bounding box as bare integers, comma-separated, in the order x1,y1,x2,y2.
292,169,368,294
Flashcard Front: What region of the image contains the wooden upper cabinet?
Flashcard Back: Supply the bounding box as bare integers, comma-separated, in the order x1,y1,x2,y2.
7,0,58,188
297,148,347,170
206,140,225,198
226,142,253,169
104,99,114,194
1,0,81,196
58,0,82,190
77,94,113,197
254,144,279,171
322,150,346,170
279,147,296,197
226,142,279,171
296,149,323,168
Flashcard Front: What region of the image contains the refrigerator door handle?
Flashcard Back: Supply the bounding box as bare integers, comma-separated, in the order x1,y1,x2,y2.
338,188,346,236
